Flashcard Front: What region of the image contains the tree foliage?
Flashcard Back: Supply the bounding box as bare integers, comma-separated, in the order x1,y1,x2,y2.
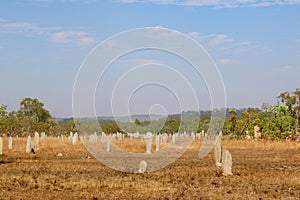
0,89,300,139
0,97,56,136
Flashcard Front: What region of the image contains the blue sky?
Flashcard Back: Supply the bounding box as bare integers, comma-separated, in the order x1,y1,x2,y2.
0,0,299,117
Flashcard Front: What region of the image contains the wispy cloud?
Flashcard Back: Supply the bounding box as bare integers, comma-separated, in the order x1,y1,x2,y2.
219,58,239,65
28,0,99,6
29,0,300,7
188,32,230,45
115,58,163,65
30,0,97,3
0,18,98,46
189,33,234,46
51,31,97,45
187,31,265,56
119,0,300,8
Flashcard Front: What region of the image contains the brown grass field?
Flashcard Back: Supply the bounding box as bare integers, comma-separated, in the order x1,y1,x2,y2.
1,136,300,200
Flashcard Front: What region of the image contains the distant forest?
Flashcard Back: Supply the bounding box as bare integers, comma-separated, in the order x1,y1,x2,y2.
0,88,299,140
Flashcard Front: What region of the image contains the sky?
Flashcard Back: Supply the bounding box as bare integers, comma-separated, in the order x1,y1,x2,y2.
0,0,299,118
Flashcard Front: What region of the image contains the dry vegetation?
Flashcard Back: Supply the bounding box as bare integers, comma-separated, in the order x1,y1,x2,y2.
111,138,169,153
1,137,300,199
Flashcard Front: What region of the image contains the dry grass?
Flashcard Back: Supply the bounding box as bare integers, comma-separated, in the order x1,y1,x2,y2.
0,136,300,199
112,136,169,153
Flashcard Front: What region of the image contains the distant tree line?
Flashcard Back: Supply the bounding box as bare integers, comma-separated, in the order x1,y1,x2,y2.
0,88,299,139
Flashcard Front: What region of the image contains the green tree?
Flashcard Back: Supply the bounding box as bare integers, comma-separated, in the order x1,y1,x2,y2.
293,88,300,135
277,89,299,135
102,122,121,134
162,119,180,134
19,97,51,123
237,109,259,135
17,97,54,134
0,104,7,134
278,92,296,114
54,119,77,135
229,109,237,135
134,118,141,126
0,104,7,118
6,111,18,136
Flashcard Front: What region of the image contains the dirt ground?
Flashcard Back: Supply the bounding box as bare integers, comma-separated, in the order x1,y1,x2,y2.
0,136,300,200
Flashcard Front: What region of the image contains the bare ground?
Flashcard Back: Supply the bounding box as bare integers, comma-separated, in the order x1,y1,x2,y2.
0,137,300,200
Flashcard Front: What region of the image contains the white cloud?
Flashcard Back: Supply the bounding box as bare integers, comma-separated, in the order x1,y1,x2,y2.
189,32,221,44
115,58,162,65
51,31,97,45
189,32,234,46
78,36,98,45
219,58,239,65
186,30,270,67
119,0,300,8
209,34,234,46
249,1,275,7
29,0,300,7
0,18,98,46
187,31,263,55
30,0,97,2
4,22,39,29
